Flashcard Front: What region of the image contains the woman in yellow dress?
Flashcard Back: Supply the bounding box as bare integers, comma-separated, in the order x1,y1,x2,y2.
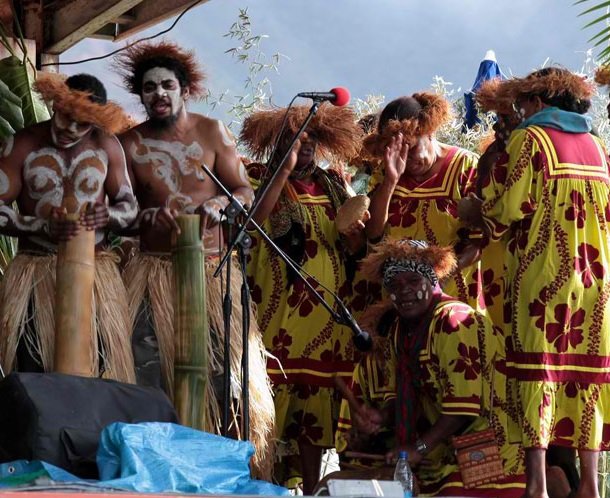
363,93,484,312
240,105,366,493
481,67,610,498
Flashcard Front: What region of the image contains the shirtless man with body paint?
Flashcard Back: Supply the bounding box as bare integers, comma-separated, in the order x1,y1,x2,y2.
117,42,274,478
0,73,137,381
119,65,253,254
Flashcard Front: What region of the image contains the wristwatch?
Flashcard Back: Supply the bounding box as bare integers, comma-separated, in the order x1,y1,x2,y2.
415,437,429,455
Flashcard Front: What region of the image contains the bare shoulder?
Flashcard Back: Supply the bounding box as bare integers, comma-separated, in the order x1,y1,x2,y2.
189,113,236,148
2,121,50,160
91,128,124,155
118,121,146,147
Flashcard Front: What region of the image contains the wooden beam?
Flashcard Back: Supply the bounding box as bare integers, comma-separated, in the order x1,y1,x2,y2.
21,0,43,57
113,0,209,41
45,0,144,55
90,23,118,40
114,12,136,24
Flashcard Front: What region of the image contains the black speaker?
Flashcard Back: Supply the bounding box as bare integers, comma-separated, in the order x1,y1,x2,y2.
0,372,178,479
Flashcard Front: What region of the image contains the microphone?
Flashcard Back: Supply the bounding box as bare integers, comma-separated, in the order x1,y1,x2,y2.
334,298,373,352
351,323,373,352
297,87,350,107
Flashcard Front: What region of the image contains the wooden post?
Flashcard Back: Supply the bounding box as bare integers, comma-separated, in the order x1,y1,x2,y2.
54,213,95,376
173,214,208,429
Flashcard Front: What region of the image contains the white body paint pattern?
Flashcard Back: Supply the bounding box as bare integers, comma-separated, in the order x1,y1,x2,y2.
201,196,227,224
23,147,108,217
108,184,138,229
0,169,9,196
1,136,14,157
130,132,205,209
218,121,236,147
0,203,47,232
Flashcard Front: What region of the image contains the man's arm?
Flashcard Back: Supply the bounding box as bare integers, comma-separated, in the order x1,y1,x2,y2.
0,135,50,237
103,136,138,231
198,120,255,228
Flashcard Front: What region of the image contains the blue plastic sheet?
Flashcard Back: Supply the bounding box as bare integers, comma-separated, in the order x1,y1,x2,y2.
98,422,288,495
0,423,288,496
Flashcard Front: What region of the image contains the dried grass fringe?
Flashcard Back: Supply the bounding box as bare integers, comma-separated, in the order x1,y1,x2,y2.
0,252,135,383
123,253,275,480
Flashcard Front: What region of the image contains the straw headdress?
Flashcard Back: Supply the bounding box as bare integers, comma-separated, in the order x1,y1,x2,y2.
475,77,515,115
34,73,129,135
362,92,452,159
239,104,362,162
595,65,610,87
115,40,206,99
360,238,456,285
501,67,594,104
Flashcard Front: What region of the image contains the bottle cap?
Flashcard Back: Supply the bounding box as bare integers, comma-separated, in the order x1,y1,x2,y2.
398,450,408,459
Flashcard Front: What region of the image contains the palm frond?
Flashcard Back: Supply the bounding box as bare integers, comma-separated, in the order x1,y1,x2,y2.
577,0,610,63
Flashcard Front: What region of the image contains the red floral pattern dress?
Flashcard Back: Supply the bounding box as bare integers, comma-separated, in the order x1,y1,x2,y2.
482,125,610,450
246,164,356,484
362,147,485,313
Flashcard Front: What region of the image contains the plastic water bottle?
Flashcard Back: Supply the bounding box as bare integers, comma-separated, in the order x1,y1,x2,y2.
393,450,414,497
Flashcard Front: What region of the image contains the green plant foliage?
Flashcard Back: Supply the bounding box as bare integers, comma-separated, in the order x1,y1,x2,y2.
577,0,610,63
0,56,50,127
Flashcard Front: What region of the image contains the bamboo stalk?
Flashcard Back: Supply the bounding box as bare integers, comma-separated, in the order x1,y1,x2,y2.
173,214,208,430
54,213,95,376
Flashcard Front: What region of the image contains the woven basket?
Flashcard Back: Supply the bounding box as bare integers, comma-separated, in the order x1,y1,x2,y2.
451,428,505,489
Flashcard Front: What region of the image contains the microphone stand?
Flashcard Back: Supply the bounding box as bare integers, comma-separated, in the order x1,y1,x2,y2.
213,100,322,279
201,159,370,437
201,99,369,439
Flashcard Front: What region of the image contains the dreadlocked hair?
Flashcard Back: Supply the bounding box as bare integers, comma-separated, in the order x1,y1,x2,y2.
115,40,206,99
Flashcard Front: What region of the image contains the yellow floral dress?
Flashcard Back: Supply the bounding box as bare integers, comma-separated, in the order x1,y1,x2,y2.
363,147,485,312
336,297,525,497
481,125,610,450
247,163,357,484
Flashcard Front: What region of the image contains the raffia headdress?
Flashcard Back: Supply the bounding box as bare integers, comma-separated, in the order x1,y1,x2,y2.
360,238,456,286
595,65,610,87
34,73,129,134
115,40,206,99
239,104,362,162
362,92,452,159
501,67,594,104
475,78,515,115
358,238,456,345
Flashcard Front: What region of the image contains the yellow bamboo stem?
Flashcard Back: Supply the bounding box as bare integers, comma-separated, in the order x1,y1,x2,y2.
173,214,208,430
54,214,95,376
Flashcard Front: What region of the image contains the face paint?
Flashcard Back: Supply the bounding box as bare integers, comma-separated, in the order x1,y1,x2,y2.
141,67,183,120
51,112,92,149
390,293,397,301
416,290,423,300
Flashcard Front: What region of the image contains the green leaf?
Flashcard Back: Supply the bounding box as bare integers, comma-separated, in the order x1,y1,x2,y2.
0,80,24,131
578,0,610,16
582,11,610,28
0,115,15,140
0,56,50,127
588,25,610,42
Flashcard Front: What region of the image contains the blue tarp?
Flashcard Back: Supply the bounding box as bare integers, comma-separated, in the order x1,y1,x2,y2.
0,422,288,496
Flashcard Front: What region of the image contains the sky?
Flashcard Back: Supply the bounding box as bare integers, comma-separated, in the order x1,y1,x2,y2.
61,0,598,124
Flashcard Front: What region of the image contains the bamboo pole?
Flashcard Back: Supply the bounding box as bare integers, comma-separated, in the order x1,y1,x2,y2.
173,214,208,430
54,213,95,376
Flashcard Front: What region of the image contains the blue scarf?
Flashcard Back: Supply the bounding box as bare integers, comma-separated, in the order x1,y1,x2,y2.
517,106,592,133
